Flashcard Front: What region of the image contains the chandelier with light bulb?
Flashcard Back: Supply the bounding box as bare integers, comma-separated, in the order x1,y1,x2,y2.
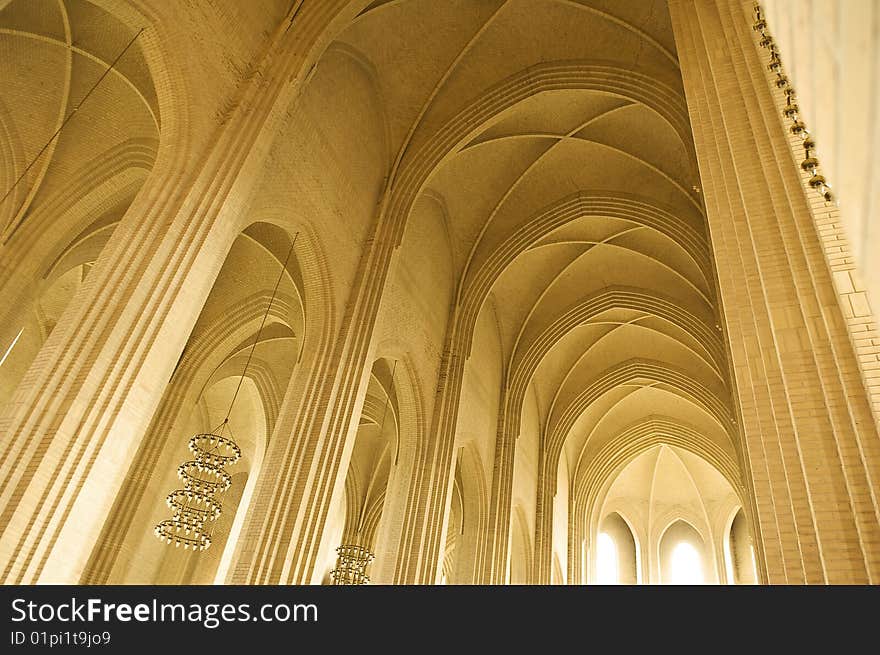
154,426,241,550
154,231,298,551
330,544,375,585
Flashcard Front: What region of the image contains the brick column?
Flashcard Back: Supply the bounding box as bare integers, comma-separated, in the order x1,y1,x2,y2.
669,0,880,583
482,398,518,585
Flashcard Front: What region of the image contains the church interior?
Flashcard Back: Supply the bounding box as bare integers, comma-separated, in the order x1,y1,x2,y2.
1,0,879,585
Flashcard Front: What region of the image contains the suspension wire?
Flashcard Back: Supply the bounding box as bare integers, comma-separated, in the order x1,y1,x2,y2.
205,421,237,541
0,27,145,239
223,231,299,424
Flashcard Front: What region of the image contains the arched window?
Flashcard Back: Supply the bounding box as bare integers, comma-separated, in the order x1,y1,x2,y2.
596,513,638,584
596,532,619,584
660,520,708,584
670,542,704,584
0,328,23,368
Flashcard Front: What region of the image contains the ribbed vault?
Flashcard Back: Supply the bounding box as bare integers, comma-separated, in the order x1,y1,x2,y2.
317,0,745,584
2,0,877,588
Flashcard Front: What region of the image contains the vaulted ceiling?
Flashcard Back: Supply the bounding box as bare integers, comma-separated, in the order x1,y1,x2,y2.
328,0,739,496
0,0,158,243
1,0,745,548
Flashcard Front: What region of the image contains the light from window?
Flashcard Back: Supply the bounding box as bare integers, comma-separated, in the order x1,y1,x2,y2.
0,328,23,368
596,532,618,584
670,542,703,584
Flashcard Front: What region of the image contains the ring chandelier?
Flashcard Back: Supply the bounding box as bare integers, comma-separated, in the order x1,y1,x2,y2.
154,232,299,551
330,545,375,585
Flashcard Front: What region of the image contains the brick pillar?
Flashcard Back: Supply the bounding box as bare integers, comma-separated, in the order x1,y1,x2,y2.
669,0,880,583
482,394,517,584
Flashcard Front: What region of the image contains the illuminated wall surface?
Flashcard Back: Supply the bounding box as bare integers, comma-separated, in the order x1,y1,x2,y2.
762,0,880,309
0,0,878,586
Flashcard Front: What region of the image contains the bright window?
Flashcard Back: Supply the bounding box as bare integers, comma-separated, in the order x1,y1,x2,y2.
0,328,23,368
596,532,618,584
670,542,703,584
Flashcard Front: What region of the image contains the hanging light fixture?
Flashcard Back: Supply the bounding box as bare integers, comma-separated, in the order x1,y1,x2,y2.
330,544,375,585
154,231,299,551
752,3,836,204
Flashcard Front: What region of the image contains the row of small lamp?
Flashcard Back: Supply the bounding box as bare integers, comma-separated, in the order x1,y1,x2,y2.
752,3,835,204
